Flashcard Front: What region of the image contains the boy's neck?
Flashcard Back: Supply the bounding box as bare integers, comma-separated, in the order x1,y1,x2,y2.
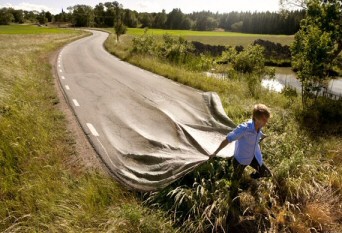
253,119,262,132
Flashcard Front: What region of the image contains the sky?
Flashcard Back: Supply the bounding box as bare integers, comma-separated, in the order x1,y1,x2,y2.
0,0,281,15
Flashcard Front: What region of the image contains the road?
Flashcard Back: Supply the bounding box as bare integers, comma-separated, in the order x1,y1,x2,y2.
56,30,236,191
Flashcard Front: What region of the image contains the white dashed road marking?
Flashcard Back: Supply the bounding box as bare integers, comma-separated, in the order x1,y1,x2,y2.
65,85,70,90
87,123,99,137
72,99,80,107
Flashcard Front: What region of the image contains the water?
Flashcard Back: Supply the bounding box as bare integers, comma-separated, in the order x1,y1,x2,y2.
261,79,285,92
205,68,342,99
263,68,342,99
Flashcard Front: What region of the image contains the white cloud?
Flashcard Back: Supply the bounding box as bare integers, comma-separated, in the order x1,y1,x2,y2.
137,1,150,9
0,2,59,14
126,1,162,13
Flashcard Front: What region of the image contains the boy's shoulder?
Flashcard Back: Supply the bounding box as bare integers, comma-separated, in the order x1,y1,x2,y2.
237,119,253,129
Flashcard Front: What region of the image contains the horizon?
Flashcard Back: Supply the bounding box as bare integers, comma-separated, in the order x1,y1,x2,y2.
0,0,282,15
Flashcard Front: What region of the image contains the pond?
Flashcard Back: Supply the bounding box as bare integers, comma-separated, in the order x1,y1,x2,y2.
205,67,342,99
262,67,342,99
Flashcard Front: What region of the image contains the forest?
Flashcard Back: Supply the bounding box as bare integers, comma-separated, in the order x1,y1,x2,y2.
0,2,305,35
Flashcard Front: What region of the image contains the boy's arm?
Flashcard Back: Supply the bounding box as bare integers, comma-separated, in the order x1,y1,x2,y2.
210,138,229,158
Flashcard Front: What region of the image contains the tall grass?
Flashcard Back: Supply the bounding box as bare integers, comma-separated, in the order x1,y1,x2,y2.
104,32,342,232
0,27,176,232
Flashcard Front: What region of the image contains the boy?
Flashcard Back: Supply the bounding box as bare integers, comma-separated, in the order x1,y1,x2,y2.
210,103,272,183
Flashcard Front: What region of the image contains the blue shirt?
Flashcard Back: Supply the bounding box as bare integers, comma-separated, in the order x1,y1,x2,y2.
227,119,264,166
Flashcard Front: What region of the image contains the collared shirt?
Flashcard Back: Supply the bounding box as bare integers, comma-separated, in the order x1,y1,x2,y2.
226,119,264,166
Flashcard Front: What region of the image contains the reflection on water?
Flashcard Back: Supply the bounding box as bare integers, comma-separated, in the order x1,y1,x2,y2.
205,67,342,98
261,79,284,92
267,68,342,98
262,72,302,93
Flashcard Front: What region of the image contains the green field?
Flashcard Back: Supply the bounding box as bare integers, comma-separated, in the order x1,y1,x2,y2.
0,24,175,232
126,28,294,46
0,24,74,34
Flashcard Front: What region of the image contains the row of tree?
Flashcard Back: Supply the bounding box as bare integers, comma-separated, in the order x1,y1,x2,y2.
0,1,305,35
59,3,305,35
0,8,53,25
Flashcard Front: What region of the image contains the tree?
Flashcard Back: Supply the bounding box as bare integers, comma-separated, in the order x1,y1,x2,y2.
45,11,52,22
112,2,126,42
69,5,94,27
138,12,153,28
165,8,185,29
114,18,127,42
10,9,24,23
290,0,342,107
103,1,120,27
123,9,138,28
0,8,14,25
94,3,106,27
152,10,167,28
37,11,47,25
280,0,308,10
194,14,218,31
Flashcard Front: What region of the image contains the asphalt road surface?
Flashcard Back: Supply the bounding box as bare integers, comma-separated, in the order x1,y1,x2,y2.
57,30,236,191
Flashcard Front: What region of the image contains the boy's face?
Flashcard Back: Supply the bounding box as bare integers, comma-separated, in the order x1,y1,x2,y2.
255,115,269,128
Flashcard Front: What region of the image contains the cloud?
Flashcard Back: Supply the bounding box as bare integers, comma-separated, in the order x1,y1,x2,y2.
131,1,161,12
0,2,59,14
137,1,150,9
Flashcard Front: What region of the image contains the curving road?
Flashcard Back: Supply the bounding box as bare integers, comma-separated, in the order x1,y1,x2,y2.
56,30,236,191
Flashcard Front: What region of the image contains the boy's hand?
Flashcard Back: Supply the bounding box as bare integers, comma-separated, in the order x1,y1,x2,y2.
209,153,216,159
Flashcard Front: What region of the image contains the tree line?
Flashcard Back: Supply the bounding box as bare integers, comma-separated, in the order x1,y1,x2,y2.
0,1,305,35
0,8,52,25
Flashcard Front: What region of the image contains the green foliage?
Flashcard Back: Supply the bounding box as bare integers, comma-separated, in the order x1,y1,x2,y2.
232,45,266,74
291,0,342,107
68,5,95,27
0,8,14,25
161,34,194,64
218,45,272,98
131,31,159,56
131,32,214,71
114,19,127,42
298,98,342,135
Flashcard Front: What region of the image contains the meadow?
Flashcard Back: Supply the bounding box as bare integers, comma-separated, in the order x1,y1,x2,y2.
0,24,75,34
0,25,175,232
126,27,294,47
104,30,342,232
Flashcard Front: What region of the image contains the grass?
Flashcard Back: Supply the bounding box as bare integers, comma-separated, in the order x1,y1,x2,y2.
125,27,294,46
0,24,75,34
104,31,342,232
0,25,176,232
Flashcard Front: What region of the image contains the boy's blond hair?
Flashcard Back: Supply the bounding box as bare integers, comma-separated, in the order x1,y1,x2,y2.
252,104,271,120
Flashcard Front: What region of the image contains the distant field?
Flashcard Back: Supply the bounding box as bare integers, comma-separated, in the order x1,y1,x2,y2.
126,28,294,47
0,24,74,34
